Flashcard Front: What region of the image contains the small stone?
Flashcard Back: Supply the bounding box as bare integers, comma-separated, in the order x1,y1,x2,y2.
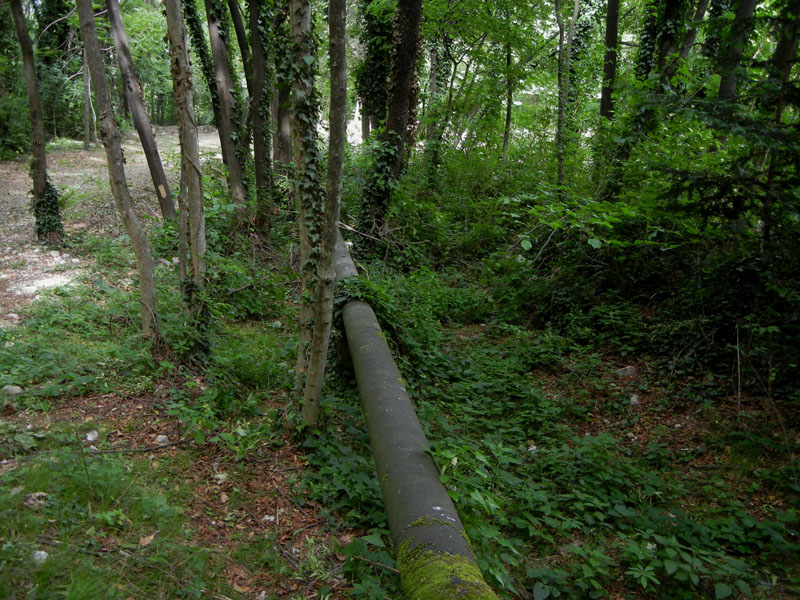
2,385,23,397
6,313,19,321
85,430,99,442
212,472,228,484
23,492,48,508
615,365,639,378
71,258,80,264
171,257,179,265
630,394,640,406
261,515,275,523
49,251,60,258
31,550,48,565
155,435,169,444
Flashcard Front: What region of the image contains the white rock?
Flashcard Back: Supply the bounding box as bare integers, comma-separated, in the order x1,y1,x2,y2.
31,550,48,565
71,258,80,264
21,286,37,295
85,430,99,442
155,435,169,444
49,251,60,258
212,471,228,484
630,394,640,406
2,385,23,396
615,365,639,378
6,313,19,321
261,515,275,523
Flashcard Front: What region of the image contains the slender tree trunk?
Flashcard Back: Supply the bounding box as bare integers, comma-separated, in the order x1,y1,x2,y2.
77,0,158,337
107,0,176,220
250,0,275,231
301,0,346,428
228,0,252,96
502,41,512,161
11,0,64,245
662,0,709,85
273,1,292,168
184,0,224,151
599,0,620,121
717,0,759,101
361,99,370,141
204,0,248,212
555,0,578,194
165,0,206,292
83,49,93,149
289,0,326,408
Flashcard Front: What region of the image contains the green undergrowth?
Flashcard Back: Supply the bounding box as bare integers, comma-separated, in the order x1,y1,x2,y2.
303,265,800,599
0,426,214,599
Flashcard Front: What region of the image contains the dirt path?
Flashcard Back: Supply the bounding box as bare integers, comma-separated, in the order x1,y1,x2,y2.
0,126,220,327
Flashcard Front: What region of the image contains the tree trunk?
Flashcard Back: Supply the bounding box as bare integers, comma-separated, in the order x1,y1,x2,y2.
717,0,759,101
502,42,512,161
77,0,158,337
165,0,206,292
362,0,424,238
300,0,346,428
250,0,275,231
107,0,176,220
83,49,93,149
272,1,292,168
228,0,252,96
384,0,424,181
334,234,499,600
289,0,326,410
662,0,709,85
184,0,224,153
599,0,620,120
555,0,578,194
11,0,64,245
204,0,248,212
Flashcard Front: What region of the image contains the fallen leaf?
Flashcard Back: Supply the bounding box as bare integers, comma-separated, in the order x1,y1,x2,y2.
138,532,156,547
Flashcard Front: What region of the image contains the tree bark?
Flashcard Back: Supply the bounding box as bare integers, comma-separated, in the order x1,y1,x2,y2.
77,0,158,337
250,0,275,231
384,0,424,180
107,0,176,220
717,0,759,101
164,0,206,291
334,234,499,600
289,0,326,410
11,0,64,245
272,1,292,167
184,0,224,152
300,0,346,428
599,0,620,120
363,0,424,238
228,0,252,96
83,48,93,149
502,41,512,161
204,0,248,212
555,0,579,194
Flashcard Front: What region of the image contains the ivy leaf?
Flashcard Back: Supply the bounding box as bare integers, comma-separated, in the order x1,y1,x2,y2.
533,582,551,600
715,582,733,599
302,54,315,65
588,238,603,249
520,239,532,251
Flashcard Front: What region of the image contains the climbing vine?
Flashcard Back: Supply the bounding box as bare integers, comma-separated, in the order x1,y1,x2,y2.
31,180,63,243
289,0,326,395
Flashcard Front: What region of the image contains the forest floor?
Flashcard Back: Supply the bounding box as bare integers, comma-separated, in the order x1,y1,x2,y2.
1,131,797,600
0,129,356,599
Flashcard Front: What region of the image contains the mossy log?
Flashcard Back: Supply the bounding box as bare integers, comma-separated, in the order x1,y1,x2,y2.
334,232,498,600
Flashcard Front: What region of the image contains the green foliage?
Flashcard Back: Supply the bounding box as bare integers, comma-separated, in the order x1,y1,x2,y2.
32,181,64,241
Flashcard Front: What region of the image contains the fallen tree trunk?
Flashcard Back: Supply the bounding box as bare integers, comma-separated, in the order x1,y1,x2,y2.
334,232,498,600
